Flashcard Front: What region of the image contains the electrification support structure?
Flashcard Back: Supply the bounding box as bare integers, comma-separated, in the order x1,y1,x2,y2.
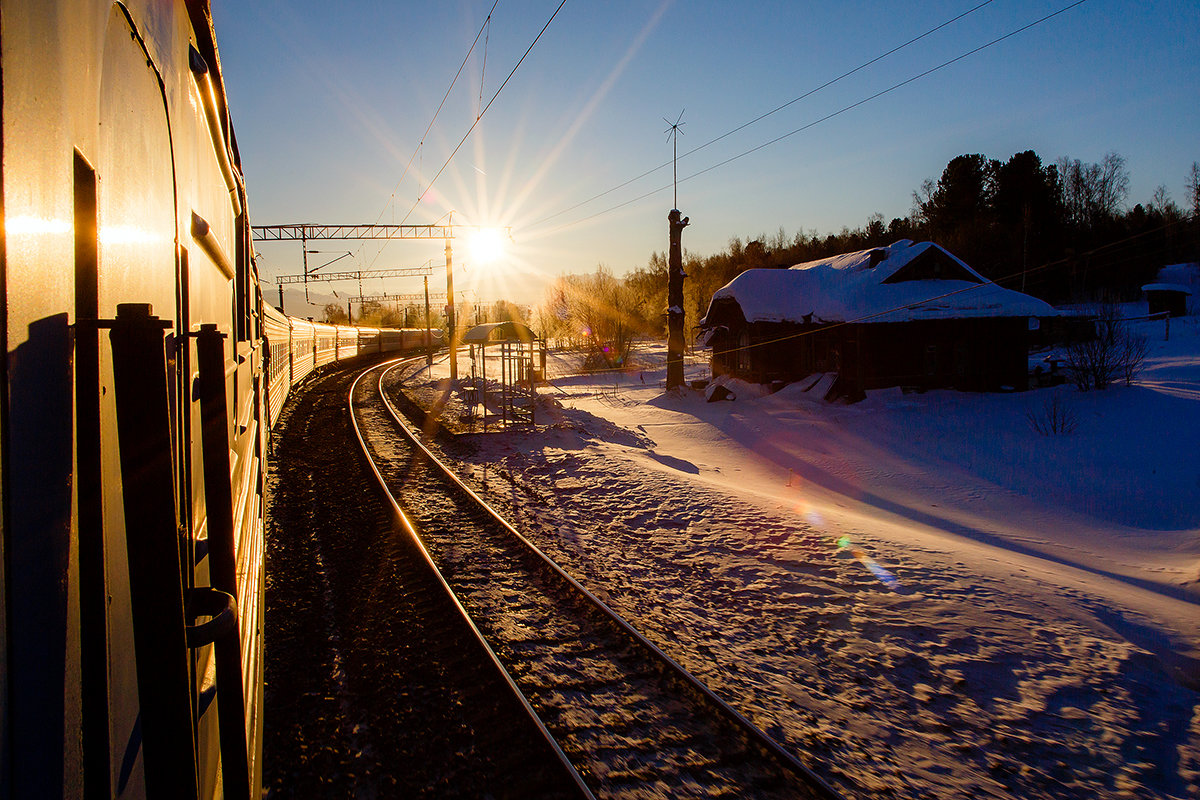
252,221,510,385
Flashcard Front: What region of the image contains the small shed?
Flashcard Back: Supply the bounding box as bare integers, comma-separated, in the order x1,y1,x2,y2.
1141,283,1191,318
461,321,544,427
698,240,1056,399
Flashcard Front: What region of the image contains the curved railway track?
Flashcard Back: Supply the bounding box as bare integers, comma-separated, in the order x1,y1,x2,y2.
351,359,844,799
263,359,587,798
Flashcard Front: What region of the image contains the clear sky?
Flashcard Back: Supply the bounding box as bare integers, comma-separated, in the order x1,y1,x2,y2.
211,0,1199,313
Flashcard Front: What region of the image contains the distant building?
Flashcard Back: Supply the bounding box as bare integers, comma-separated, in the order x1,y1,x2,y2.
1145,263,1199,317
698,240,1057,399
1142,284,1191,318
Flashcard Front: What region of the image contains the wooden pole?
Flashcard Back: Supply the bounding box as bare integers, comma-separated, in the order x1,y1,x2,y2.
666,209,689,390
424,275,432,366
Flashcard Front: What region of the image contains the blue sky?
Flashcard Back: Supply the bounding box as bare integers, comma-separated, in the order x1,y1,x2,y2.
212,0,1199,311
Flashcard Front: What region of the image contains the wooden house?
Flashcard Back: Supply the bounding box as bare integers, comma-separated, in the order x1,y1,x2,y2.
698,240,1057,399
1142,283,1191,318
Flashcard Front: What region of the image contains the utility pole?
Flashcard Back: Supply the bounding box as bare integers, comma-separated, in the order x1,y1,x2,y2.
667,209,689,390
424,275,432,366
446,213,456,383
665,111,688,391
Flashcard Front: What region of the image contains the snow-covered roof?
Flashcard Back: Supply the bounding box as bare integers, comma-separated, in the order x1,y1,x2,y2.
702,240,1057,326
1154,263,1199,287
1141,283,1192,295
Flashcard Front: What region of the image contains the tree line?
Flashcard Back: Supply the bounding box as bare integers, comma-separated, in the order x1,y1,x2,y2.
535,150,1199,361
323,150,1199,361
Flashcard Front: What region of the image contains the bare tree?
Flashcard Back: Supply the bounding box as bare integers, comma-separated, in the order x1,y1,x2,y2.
539,267,639,369
1186,161,1200,219
1151,185,1172,214
1057,152,1129,229
1066,303,1146,390
1118,331,1148,386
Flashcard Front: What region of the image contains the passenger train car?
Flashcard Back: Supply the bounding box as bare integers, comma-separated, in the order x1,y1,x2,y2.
0,2,441,797
261,303,443,428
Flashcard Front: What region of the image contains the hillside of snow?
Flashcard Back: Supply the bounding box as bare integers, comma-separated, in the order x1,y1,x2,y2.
422,312,1199,799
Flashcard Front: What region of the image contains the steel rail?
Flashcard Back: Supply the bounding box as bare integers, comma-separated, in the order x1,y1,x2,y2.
347,359,596,800
377,363,847,800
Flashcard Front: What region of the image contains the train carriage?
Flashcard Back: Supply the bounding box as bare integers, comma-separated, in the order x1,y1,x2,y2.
1,0,265,797
356,325,383,356
380,327,444,353
263,304,293,428
312,322,339,368
336,325,359,360
0,2,448,797
288,316,317,385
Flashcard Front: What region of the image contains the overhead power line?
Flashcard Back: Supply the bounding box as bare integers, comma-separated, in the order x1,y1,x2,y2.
275,264,434,285
370,0,500,233
539,0,1090,234
398,0,571,226
531,0,998,228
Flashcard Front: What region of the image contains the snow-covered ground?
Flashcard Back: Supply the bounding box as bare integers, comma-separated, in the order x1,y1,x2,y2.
422,314,1200,799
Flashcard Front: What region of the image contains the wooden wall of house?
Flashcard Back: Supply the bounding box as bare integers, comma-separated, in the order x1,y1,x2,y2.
711,316,1031,396
850,318,1029,394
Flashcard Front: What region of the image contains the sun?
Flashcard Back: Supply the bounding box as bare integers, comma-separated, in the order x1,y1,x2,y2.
467,227,506,265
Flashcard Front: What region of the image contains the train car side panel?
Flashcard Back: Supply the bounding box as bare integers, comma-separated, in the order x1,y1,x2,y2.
263,304,292,427
2,1,266,797
290,317,316,383
336,325,357,359
313,322,338,368
1,2,104,790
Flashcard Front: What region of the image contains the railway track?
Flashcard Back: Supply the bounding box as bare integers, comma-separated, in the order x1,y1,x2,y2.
263,359,588,798
351,359,844,799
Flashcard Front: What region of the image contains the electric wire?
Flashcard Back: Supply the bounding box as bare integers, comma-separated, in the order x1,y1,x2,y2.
373,0,500,234
478,14,491,115
538,0,1090,235
531,0,998,228
398,0,571,227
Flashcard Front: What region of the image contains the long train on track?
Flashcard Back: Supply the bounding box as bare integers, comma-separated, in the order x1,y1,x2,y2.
0,2,439,797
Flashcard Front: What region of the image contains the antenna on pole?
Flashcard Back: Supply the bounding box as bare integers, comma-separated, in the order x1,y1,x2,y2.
664,110,685,210
663,110,689,392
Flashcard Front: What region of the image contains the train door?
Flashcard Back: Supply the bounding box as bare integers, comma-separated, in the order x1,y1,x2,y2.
86,7,193,798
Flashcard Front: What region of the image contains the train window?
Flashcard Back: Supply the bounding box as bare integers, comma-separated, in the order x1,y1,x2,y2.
74,151,99,324
235,212,249,342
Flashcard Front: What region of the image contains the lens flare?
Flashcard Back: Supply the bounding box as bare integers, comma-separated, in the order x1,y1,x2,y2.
797,506,905,593
468,228,506,265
